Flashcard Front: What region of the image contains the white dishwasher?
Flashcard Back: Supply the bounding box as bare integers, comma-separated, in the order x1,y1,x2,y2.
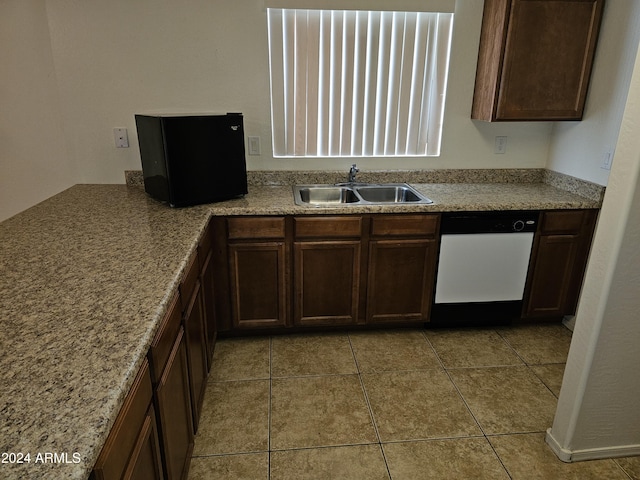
431,211,538,326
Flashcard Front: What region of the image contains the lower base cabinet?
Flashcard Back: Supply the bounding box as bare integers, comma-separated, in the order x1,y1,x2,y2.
124,404,164,480
91,359,164,480
366,215,439,324
367,239,436,323
155,328,194,480
294,240,361,326
229,242,288,328
293,216,363,326
179,250,209,434
94,244,213,480
523,209,598,318
199,221,217,368
149,294,194,480
226,216,289,329
216,214,441,331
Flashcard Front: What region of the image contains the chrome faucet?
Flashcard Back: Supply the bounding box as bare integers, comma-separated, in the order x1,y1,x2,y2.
347,164,359,183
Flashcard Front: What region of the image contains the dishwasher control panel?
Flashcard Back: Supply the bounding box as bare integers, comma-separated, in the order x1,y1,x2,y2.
440,211,539,234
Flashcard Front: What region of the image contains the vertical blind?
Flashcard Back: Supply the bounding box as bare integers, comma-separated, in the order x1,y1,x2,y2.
267,8,453,157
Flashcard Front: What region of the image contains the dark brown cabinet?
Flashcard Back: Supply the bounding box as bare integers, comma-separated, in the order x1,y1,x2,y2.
91,359,164,480
198,219,217,369
123,404,164,480
95,254,213,480
213,210,598,332
523,209,598,318
148,293,194,480
227,217,288,329
180,251,208,433
472,0,604,121
366,215,439,324
293,216,363,326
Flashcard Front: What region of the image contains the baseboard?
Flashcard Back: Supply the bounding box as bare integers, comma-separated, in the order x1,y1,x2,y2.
562,315,576,331
546,429,640,462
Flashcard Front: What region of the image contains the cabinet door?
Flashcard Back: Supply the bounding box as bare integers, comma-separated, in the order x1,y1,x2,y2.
229,242,288,328
200,248,216,370
122,404,164,480
524,234,579,317
92,360,161,480
183,282,208,432
156,328,194,480
472,0,604,121
294,241,361,326
523,209,598,318
367,239,436,324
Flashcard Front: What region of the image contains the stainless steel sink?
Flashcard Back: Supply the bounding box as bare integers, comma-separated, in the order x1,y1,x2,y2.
296,186,360,205
293,183,433,206
355,185,424,203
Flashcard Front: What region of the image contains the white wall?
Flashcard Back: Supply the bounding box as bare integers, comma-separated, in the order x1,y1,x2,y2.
0,0,76,222
547,0,640,186
43,0,552,182
3,0,639,221
546,37,640,460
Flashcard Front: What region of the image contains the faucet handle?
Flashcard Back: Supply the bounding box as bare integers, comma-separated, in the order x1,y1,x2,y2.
348,163,359,182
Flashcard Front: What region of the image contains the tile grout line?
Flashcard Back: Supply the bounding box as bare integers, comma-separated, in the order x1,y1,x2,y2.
420,329,487,436
421,328,514,479
495,327,566,400
347,332,394,480
495,328,531,366
268,335,273,480
202,327,588,477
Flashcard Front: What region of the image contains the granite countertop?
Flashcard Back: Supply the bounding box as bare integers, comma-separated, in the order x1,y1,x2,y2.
0,177,601,479
0,186,211,479
204,182,600,215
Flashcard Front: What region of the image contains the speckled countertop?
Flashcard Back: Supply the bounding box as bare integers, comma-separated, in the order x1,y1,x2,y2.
0,177,601,479
204,182,600,215
0,186,211,479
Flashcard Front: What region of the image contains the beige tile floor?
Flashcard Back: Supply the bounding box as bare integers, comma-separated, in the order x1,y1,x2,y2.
188,324,640,479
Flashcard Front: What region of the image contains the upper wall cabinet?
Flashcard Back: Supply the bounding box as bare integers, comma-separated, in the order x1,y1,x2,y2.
471,0,605,121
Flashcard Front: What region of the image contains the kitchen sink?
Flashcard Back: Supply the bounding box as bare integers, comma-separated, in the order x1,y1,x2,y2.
296,186,360,205
293,183,433,206
355,185,424,203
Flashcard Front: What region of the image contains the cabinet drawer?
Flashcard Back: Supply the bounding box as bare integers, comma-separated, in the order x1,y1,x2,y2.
148,293,182,384
294,216,362,238
228,217,286,239
541,210,587,235
93,359,154,480
370,215,438,237
179,250,200,311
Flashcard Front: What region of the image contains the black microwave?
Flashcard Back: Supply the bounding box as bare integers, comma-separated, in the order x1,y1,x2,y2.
135,113,248,207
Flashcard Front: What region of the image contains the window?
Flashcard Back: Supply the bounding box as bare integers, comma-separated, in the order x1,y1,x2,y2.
267,8,454,158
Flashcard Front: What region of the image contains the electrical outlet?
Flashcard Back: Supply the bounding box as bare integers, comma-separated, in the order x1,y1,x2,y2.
495,136,507,154
114,128,129,148
248,136,261,155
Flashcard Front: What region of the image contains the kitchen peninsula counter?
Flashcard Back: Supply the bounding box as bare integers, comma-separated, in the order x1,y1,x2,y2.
0,178,601,479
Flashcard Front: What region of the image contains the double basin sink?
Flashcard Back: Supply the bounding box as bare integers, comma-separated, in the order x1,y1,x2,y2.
293,183,433,206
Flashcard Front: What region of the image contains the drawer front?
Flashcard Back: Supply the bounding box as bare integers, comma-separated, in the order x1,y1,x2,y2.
179,250,200,311
228,217,286,239
294,216,362,238
541,210,586,234
370,215,438,237
148,293,182,384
